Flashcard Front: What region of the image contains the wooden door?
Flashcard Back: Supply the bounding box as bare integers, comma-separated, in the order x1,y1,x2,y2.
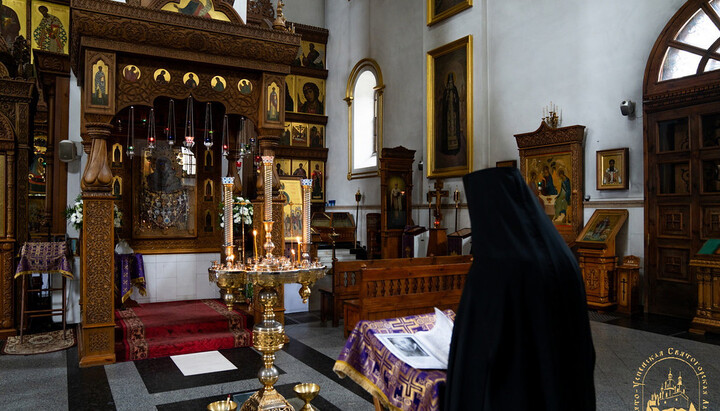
646,102,720,317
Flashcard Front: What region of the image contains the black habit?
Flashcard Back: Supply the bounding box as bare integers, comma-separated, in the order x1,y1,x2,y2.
444,167,596,410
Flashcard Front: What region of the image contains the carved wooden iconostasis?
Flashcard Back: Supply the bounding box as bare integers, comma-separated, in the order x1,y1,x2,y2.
276,23,329,219
0,0,71,339
71,0,300,366
0,65,34,339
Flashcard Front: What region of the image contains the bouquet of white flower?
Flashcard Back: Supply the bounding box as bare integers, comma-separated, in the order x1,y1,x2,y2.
65,195,122,231
219,196,254,234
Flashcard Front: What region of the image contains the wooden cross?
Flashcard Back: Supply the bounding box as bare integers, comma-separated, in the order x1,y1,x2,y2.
428,179,449,228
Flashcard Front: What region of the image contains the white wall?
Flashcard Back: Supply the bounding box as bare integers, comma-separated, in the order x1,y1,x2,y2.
282,0,324,28
322,0,687,264
323,0,482,246
487,0,685,272
487,0,685,200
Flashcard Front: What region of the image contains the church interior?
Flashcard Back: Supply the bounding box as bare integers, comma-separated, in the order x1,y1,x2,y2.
1,0,720,409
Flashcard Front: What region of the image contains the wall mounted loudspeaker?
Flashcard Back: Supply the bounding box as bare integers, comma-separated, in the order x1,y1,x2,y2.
59,140,80,162
620,100,635,116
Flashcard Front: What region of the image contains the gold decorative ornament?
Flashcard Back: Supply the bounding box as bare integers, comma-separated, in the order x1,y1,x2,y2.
293,383,320,411
208,161,327,411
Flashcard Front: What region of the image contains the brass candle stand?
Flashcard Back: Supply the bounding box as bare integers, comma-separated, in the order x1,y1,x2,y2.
208,159,327,411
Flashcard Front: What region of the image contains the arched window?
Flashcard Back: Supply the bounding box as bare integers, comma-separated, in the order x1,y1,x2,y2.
345,59,384,180
650,0,720,84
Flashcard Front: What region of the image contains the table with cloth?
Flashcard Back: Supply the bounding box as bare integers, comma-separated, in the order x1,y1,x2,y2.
333,310,455,411
15,242,73,280
15,242,74,339
114,253,146,305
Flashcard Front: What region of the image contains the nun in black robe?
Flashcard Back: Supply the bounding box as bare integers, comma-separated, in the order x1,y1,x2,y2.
444,167,596,410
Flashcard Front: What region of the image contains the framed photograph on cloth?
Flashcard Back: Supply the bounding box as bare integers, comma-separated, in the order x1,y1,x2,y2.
427,35,473,178
596,148,628,190
427,0,472,26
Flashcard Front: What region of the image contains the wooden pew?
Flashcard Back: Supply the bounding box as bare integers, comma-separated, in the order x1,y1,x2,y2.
320,255,471,327
343,262,471,337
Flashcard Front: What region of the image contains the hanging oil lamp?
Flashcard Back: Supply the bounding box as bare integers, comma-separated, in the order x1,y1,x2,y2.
167,99,176,146
147,107,156,149
184,95,195,148
203,102,214,150
126,105,135,159
221,114,229,157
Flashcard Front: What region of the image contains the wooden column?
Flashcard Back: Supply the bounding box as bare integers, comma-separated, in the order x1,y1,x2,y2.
0,78,34,338
79,121,116,367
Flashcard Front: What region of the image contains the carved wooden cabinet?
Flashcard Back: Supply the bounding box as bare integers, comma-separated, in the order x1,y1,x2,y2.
616,255,641,315
575,209,628,310
689,241,720,335
379,146,415,259
366,213,381,260
310,212,355,244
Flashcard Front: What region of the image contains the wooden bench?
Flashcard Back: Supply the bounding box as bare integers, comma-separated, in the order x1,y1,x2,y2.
343,262,471,337
320,255,471,327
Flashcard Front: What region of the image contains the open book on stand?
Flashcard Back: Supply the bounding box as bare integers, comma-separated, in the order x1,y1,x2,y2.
375,308,454,369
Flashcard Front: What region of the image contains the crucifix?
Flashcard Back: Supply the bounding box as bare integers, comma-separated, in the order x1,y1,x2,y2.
428,179,449,228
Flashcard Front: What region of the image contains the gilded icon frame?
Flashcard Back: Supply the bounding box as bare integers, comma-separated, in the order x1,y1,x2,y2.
427,0,472,26
279,177,303,242
426,35,473,178
596,147,628,190
576,209,628,245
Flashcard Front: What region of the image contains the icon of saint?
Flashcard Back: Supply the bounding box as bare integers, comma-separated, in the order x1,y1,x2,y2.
439,73,461,155
298,82,323,114
33,5,67,53
92,65,108,106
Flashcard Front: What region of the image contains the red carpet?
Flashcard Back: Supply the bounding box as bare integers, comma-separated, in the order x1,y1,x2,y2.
115,299,253,361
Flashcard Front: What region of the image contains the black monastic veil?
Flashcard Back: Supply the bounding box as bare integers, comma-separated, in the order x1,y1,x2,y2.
444,167,596,410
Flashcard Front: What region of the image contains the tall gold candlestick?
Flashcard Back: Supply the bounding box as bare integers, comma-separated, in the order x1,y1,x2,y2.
252,229,258,261
262,156,273,222
261,156,276,265
301,179,313,265
222,177,235,264
296,236,301,265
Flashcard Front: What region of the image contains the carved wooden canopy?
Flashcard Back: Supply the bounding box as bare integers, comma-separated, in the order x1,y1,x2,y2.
70,0,300,82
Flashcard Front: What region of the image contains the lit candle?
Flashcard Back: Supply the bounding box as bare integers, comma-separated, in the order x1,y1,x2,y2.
252,229,258,260
296,236,301,264
291,249,296,266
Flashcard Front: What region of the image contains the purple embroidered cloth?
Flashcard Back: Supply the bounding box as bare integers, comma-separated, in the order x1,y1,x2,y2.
333,310,455,411
114,253,146,303
15,242,73,279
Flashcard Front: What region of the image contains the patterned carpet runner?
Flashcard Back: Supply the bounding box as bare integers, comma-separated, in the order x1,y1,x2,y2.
2,329,76,355
115,299,253,361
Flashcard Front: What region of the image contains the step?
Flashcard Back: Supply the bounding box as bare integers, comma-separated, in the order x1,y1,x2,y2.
116,329,251,361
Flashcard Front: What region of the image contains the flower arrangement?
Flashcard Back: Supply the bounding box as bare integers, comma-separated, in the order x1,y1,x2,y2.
219,196,254,234
65,195,122,231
